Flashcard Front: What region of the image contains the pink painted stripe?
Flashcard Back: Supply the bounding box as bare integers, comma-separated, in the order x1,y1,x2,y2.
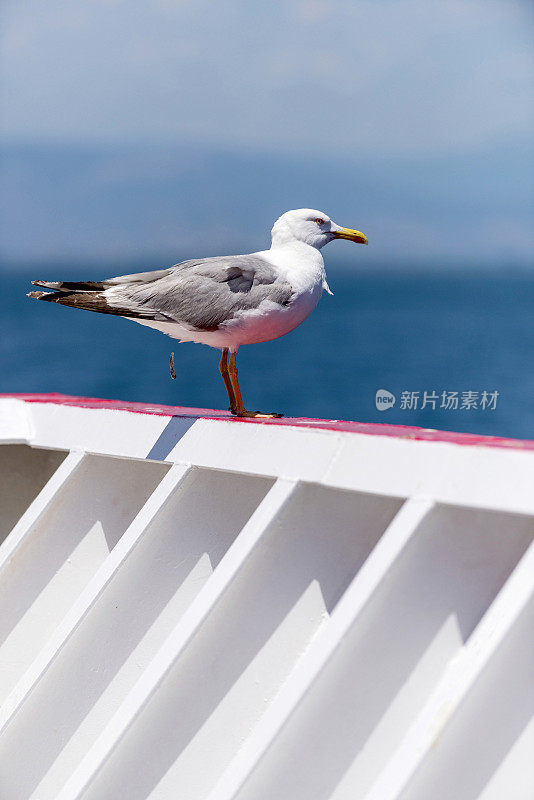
2,392,533,451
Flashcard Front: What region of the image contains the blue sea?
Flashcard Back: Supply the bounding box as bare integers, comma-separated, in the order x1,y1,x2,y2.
2,266,533,440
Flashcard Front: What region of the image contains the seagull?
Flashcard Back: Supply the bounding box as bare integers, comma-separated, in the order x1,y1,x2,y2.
28,209,367,417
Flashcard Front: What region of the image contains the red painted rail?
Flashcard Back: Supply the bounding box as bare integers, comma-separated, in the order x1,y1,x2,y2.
3,393,533,452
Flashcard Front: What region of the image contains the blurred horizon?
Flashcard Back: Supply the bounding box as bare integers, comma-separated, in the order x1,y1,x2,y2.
1,134,533,268
2,0,534,269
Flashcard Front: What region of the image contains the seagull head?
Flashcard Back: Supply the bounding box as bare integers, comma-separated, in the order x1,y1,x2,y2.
270,208,368,250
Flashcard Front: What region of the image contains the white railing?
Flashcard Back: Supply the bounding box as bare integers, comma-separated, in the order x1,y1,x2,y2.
0,395,533,800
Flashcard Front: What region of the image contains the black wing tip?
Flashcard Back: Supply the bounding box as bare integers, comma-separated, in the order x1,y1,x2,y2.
27,289,64,302
32,279,58,289
31,279,107,291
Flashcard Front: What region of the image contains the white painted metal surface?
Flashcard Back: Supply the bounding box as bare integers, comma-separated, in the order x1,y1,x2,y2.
0,395,533,800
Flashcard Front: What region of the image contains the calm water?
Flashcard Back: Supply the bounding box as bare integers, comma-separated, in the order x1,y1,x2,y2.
2,267,533,440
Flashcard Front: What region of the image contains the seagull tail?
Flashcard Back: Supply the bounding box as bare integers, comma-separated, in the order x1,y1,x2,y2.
27,284,158,320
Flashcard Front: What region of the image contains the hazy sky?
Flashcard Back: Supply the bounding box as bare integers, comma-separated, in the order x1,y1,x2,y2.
1,0,533,265
2,0,533,156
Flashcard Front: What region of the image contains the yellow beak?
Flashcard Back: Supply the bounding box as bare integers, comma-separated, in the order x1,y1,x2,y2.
333,227,368,245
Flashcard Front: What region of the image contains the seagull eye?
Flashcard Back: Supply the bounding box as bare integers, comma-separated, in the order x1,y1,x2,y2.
314,218,325,225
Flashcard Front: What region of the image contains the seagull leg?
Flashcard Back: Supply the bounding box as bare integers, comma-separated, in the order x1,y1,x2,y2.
228,350,282,418
219,348,237,413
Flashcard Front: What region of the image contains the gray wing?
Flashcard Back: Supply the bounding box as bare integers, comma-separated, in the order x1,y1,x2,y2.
105,255,295,331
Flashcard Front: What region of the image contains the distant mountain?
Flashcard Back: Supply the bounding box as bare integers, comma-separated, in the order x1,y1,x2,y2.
1,139,533,268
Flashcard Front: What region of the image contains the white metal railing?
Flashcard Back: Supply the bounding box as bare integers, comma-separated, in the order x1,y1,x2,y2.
0,396,532,800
